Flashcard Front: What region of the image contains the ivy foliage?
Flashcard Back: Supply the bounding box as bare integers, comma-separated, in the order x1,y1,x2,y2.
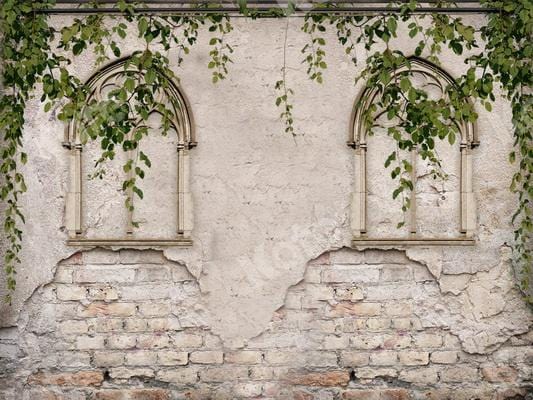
0,0,531,303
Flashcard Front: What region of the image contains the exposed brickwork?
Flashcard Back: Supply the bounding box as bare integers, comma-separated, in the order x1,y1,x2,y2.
0,249,531,399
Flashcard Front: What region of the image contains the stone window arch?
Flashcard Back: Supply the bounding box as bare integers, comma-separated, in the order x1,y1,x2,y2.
64,58,196,246
348,57,479,246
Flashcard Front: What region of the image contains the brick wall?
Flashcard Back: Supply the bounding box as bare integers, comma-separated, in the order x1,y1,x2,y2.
0,249,531,400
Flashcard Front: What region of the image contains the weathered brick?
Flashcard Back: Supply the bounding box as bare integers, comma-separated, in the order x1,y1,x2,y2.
59,320,88,335
109,367,154,379
370,351,398,366
285,370,350,387
93,352,124,367
329,249,364,264
93,318,124,333
79,303,136,317
328,302,381,317
492,347,533,364
340,351,369,367
76,335,104,350
365,284,413,301
354,367,398,380
291,390,314,400
171,332,203,348
125,351,157,366
430,351,458,364
146,317,181,331
24,388,85,400
304,285,334,301
382,334,412,350
0,343,18,360
157,351,188,366
399,367,439,384
263,382,281,398
322,266,380,284
137,334,170,349
83,250,120,264
350,335,383,350
413,333,443,348
138,302,171,317
249,366,275,380
440,366,478,382
363,250,409,264
135,266,170,282
343,319,368,333
28,371,103,386
225,351,263,364
335,287,365,302
323,335,350,349
56,285,87,301
87,286,119,302
264,351,299,365
57,351,91,368
264,351,336,367
124,319,148,332
233,383,263,398
366,318,391,331
391,318,412,330
190,351,224,364
94,389,171,400
119,284,171,301
156,368,199,384
200,366,249,382
342,388,409,400
120,250,165,264
106,335,136,350
380,265,412,282
384,301,413,317
398,351,429,366
74,268,135,283
481,366,518,383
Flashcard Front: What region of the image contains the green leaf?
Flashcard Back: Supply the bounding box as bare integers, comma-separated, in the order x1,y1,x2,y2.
138,18,149,37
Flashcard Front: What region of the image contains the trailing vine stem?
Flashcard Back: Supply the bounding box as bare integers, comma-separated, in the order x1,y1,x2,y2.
275,16,296,137
0,0,531,304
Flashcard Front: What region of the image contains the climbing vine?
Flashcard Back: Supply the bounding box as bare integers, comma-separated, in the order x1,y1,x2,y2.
0,0,531,303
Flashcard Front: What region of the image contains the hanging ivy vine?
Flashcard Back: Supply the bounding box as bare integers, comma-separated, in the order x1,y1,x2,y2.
0,0,531,304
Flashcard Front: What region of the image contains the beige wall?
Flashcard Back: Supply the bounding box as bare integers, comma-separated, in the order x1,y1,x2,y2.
0,16,531,399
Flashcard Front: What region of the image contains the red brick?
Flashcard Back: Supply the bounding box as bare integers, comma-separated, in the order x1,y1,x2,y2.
285,370,350,387
328,302,381,317
342,389,410,400
79,302,136,317
481,366,518,383
94,389,171,400
293,390,314,400
28,371,103,387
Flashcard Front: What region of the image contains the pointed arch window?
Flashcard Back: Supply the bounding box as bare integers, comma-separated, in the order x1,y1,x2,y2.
348,57,479,246
64,59,196,246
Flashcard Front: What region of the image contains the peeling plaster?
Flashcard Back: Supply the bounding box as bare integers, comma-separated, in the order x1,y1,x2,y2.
0,19,531,358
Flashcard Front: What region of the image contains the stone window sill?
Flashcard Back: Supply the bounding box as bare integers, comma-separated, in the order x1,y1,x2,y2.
352,237,475,246
67,238,193,247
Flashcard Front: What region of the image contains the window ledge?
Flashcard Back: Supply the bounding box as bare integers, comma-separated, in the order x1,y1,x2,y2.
352,237,475,246
67,238,193,247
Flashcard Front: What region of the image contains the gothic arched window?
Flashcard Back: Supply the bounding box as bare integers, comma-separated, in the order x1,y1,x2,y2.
64,59,196,246
348,57,479,246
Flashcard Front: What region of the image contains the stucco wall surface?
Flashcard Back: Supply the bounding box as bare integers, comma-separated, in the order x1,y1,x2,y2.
0,16,532,399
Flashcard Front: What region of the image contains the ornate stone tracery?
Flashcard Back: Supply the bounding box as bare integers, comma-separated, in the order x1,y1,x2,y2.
64,58,196,246
348,57,479,246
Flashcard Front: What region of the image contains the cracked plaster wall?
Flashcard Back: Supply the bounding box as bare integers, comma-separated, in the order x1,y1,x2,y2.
0,15,531,373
